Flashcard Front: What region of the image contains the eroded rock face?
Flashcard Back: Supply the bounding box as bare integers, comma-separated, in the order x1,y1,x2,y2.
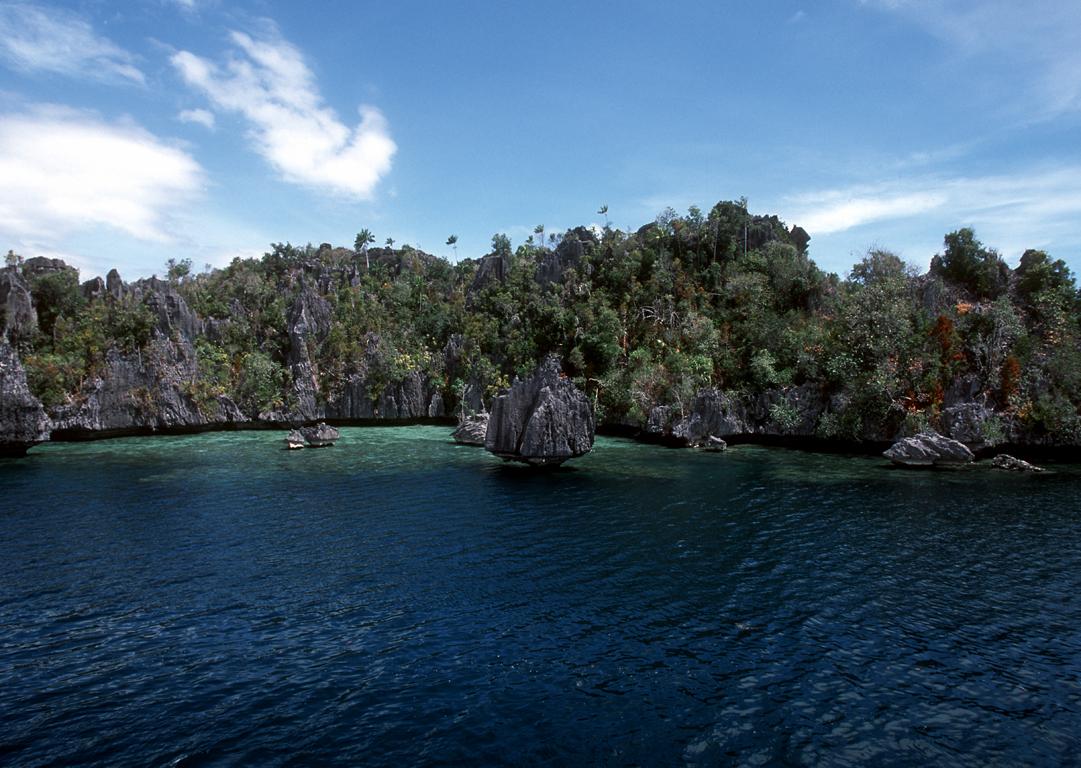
883,431,975,467
325,333,442,421
535,226,597,284
940,402,999,449
286,280,332,422
484,356,594,465
452,412,489,446
668,390,751,444
469,252,512,292
0,341,50,456
49,339,247,435
649,384,830,446
0,268,37,343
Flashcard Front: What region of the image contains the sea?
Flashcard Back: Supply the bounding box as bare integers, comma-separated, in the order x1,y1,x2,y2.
2,427,1080,766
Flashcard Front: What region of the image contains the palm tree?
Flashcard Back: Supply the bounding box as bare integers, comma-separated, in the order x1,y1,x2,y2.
598,204,609,229
385,237,395,248
446,234,458,258
354,228,375,270
534,224,545,249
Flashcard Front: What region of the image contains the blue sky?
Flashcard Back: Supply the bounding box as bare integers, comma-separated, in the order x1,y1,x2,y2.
1,0,1081,281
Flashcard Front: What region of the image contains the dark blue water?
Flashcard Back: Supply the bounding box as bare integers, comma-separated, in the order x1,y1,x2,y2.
2,428,1081,766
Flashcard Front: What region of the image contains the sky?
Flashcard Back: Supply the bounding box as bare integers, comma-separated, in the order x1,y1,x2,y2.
1,0,1081,281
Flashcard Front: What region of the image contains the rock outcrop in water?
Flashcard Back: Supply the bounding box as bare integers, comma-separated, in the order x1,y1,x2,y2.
883,431,975,467
990,454,1044,472
299,422,339,447
0,341,50,456
484,356,594,465
452,411,489,446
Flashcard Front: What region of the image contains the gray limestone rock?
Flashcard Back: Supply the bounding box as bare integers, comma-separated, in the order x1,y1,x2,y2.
285,281,332,422
940,402,999,449
700,435,728,452
300,421,339,447
22,257,75,279
469,252,512,292
670,389,751,445
325,333,440,421
106,269,124,300
452,411,489,446
535,226,596,284
285,429,305,449
990,454,1044,472
81,276,106,302
485,356,594,466
0,341,51,456
48,338,248,435
0,268,38,343
883,430,975,467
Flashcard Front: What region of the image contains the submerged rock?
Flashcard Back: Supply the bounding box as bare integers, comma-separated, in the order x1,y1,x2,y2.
452,411,489,446
0,341,51,456
300,422,339,447
884,430,974,467
485,356,594,466
990,454,1044,472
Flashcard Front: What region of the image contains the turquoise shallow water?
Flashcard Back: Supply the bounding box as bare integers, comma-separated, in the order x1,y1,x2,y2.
2,427,1081,766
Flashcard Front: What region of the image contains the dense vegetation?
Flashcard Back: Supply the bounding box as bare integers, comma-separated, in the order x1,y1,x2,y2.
7,200,1081,443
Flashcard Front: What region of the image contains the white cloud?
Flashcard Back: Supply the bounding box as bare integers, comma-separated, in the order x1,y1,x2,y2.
785,166,1081,262
172,27,396,198
0,106,203,246
178,108,215,129
789,190,946,234
0,3,144,85
860,0,1081,117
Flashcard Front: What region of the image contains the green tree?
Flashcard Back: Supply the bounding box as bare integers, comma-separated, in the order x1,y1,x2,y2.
930,228,1009,298
166,257,192,282
491,233,512,257
355,228,375,270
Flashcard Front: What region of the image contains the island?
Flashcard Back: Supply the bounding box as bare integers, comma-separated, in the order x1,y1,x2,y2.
2,204,1078,463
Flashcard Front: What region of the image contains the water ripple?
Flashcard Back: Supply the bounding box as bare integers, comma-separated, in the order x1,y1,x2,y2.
2,428,1081,765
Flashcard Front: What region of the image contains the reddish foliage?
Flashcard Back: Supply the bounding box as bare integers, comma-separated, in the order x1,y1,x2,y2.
1001,355,1021,401
931,315,954,357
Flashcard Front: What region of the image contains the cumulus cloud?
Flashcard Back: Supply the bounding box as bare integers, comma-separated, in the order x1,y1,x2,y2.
172,28,396,198
178,108,215,129
0,106,203,245
0,3,144,85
